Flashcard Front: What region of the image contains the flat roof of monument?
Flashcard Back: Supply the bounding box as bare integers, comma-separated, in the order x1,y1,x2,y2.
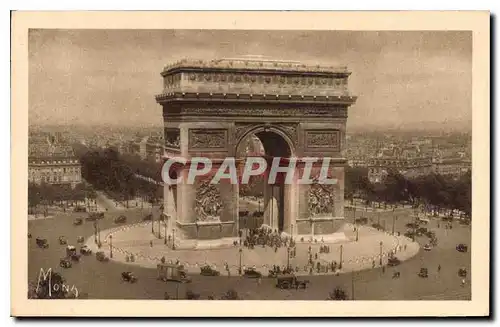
162,57,350,75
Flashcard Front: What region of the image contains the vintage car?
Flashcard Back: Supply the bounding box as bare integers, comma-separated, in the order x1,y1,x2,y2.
405,222,419,229
275,274,310,289
404,231,415,239
73,206,86,213
416,227,428,234
73,218,83,226
77,236,85,243
456,243,468,253
157,263,192,283
66,245,77,256
355,217,368,225
80,245,92,255
96,251,110,262
243,267,262,279
387,257,401,267
86,212,105,221
200,265,220,276
425,231,436,239
59,236,67,245
458,268,467,278
121,271,138,283
35,238,49,249
418,268,429,278
142,214,153,221
114,215,127,224
60,258,72,269
423,244,433,251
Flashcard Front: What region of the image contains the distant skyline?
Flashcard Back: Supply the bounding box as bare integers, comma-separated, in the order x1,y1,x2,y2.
29,30,472,131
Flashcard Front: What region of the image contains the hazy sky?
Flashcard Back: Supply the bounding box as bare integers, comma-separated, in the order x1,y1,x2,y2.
29,30,472,130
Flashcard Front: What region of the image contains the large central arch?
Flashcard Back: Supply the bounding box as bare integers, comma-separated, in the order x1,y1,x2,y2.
155,57,357,248
235,125,295,234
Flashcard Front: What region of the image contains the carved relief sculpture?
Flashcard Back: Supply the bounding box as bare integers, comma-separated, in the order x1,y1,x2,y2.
195,179,222,221
306,130,341,150
308,177,336,217
189,129,227,150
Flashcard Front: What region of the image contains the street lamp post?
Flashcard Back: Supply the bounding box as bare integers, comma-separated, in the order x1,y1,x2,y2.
379,241,383,266
93,222,97,244
355,227,359,242
238,248,243,275
392,216,398,235
287,247,290,269
291,224,294,238
172,228,176,250
164,216,168,245
109,235,113,258
353,207,356,224
339,244,343,270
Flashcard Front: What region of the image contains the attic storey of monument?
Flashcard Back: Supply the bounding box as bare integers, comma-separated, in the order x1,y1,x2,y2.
155,57,357,247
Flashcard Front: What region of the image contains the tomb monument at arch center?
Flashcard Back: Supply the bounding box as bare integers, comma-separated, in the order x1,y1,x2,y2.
155,56,357,248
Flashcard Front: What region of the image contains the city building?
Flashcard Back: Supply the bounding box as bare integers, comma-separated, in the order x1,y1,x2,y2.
28,135,82,188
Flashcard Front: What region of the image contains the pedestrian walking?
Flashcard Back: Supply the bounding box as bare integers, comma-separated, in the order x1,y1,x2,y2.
150,240,153,247
438,264,441,273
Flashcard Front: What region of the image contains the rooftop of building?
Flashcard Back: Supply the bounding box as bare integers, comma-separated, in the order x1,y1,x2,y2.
162,55,350,75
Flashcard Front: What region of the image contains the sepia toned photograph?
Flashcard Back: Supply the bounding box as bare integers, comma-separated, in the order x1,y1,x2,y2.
11,11,490,317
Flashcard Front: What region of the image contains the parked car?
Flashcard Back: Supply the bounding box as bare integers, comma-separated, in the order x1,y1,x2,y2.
456,243,468,253
418,268,428,278
423,244,432,251
243,267,262,278
121,271,137,283
142,214,152,221
60,258,72,269
59,236,67,245
80,245,92,255
114,215,127,224
458,268,467,278
200,265,220,276
73,218,83,226
96,251,109,262
77,236,85,243
35,238,49,249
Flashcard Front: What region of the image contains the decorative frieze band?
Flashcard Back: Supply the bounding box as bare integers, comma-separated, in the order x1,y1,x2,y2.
175,107,347,118
162,72,348,90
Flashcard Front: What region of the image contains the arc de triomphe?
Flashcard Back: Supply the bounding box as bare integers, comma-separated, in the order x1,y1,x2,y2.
155,57,357,247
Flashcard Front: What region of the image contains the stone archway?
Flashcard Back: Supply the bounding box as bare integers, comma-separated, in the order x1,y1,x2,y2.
235,125,296,235
155,57,357,248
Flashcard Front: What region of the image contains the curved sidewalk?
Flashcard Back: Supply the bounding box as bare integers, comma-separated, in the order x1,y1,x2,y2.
86,222,419,276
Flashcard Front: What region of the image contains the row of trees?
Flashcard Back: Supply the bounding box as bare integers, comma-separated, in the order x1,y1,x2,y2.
28,182,97,215
76,147,163,208
345,167,472,218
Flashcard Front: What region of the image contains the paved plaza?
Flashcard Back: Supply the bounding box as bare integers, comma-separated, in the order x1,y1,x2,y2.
28,206,470,300
88,221,419,276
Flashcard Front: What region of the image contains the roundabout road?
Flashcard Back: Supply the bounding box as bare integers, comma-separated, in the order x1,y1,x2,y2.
28,207,470,300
